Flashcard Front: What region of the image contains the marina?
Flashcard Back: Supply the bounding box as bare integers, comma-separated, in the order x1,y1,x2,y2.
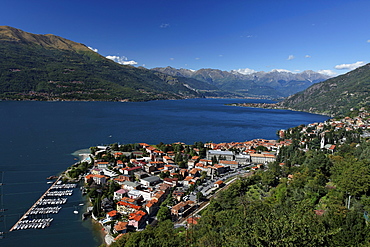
9,176,77,232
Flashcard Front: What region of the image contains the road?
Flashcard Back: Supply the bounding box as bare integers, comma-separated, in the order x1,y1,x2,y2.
176,169,254,225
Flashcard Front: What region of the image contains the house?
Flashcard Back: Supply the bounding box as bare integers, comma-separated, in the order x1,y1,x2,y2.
207,150,234,161
214,180,224,188
96,161,110,169
145,146,157,154
136,190,154,201
114,175,132,185
179,169,188,178
199,159,211,165
171,200,195,217
106,210,118,221
91,168,102,175
113,189,129,201
163,156,174,164
219,160,239,169
128,210,147,229
85,174,94,183
133,170,147,180
149,190,165,204
213,164,226,175
120,196,139,205
183,176,194,186
235,154,250,164
114,221,128,234
122,181,141,191
163,177,178,187
189,168,201,177
116,201,141,215
144,163,157,173
187,160,196,169
85,174,107,185
250,153,276,164
101,198,115,212
172,191,185,201
145,199,159,216
122,166,142,176
140,176,161,187
127,189,143,200
116,160,124,167
158,183,172,193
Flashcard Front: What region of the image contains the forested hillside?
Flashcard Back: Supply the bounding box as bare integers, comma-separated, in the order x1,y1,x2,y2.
279,63,370,116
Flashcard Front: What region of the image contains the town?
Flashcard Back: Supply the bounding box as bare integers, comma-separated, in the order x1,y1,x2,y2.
73,111,370,244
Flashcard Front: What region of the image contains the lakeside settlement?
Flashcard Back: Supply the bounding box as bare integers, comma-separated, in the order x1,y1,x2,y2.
68,111,370,245
9,111,370,245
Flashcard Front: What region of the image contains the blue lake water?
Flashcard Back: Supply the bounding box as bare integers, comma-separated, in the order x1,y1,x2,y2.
0,98,329,246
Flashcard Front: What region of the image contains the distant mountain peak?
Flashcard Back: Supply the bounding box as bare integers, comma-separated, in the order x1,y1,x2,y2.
152,66,331,98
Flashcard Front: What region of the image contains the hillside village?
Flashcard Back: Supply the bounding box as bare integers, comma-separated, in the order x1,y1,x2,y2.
77,112,370,243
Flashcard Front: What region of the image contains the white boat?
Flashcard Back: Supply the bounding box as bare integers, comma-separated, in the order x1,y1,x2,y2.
73,210,78,214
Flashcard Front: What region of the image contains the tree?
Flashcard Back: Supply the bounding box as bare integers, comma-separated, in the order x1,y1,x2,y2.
157,206,171,221
256,145,268,152
331,156,370,208
196,192,204,202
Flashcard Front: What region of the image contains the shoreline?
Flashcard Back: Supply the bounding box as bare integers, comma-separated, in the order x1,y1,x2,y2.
226,102,333,117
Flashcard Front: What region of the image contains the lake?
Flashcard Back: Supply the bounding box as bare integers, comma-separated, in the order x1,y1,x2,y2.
0,98,329,246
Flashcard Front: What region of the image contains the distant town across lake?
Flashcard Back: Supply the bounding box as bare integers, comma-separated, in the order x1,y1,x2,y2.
0,98,329,246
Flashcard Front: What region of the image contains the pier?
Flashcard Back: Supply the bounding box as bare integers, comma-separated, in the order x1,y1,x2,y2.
9,176,75,232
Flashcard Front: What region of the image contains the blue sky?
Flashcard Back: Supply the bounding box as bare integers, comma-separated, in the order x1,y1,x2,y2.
2,0,370,76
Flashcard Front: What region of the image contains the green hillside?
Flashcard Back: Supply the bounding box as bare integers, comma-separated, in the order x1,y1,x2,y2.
0,26,220,101
279,63,370,117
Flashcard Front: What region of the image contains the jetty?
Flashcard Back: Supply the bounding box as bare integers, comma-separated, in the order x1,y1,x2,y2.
9,176,75,232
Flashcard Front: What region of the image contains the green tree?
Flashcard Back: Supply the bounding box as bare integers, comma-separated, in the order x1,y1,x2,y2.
331,155,370,208
157,206,171,222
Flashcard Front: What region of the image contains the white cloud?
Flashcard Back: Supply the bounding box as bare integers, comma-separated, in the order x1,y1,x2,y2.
169,58,175,60
106,55,138,65
160,23,170,28
367,40,370,43
88,46,98,52
334,61,366,70
287,55,295,60
305,55,311,58
231,68,256,75
317,69,337,76
271,69,292,73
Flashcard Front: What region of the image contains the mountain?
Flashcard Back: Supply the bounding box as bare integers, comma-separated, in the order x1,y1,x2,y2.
278,63,370,116
151,67,330,99
0,26,224,101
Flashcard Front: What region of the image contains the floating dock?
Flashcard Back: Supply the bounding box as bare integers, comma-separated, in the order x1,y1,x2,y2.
9,176,76,232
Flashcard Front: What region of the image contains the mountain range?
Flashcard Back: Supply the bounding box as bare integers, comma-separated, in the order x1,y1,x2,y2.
151,67,330,99
0,26,228,101
0,26,331,102
1,26,368,116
